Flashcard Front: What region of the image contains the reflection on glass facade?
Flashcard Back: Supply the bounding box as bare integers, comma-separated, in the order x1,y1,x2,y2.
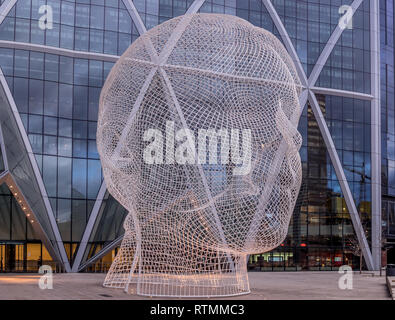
0,146,4,173
0,0,140,56
381,0,395,263
0,49,110,264
0,183,55,272
0,0,391,272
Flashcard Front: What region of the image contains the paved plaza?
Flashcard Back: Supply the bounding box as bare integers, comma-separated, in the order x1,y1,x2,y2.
0,272,391,300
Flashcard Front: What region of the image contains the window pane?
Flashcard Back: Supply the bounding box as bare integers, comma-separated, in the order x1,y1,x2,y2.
59,84,73,118
13,78,29,113
43,155,57,197
72,159,87,198
58,157,72,197
44,81,58,116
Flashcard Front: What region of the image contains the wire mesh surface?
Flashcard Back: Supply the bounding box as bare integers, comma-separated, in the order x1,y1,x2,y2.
98,13,302,297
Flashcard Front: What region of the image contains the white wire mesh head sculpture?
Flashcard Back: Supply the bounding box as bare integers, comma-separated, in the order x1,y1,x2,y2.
98,13,302,297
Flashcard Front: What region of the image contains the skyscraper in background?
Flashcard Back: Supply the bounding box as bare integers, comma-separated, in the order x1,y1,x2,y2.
0,0,392,273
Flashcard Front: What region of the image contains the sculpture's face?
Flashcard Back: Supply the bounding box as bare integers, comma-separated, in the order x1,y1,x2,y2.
97,14,302,256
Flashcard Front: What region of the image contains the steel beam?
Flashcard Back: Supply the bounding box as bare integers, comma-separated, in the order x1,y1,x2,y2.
311,86,374,101
78,235,124,272
0,40,119,62
370,0,382,271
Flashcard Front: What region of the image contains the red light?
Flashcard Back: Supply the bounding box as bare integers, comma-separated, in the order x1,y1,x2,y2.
280,243,284,247
300,243,307,247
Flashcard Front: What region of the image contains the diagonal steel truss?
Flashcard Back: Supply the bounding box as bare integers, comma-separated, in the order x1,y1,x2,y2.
0,0,381,271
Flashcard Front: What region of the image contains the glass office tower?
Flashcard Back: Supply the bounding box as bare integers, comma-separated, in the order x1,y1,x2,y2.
0,0,390,272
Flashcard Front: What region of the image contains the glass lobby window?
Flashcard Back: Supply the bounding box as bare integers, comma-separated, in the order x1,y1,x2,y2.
41,244,52,263
74,59,89,85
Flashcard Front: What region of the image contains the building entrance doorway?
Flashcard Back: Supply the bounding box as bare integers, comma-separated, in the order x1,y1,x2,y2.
0,243,24,272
